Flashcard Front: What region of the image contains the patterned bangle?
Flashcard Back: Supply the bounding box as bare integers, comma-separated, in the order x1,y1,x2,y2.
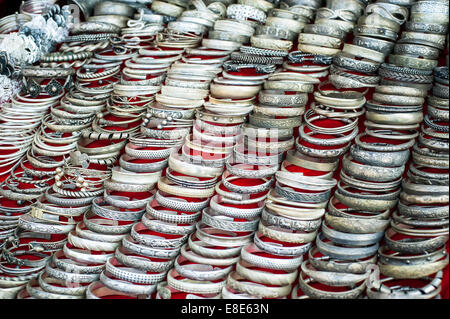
227,4,267,24
64,33,116,43
231,52,284,65
424,114,449,132
288,51,333,65
223,61,276,74
40,51,93,63
239,45,288,57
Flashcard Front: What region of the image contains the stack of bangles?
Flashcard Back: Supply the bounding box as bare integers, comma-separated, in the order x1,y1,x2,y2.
368,66,448,299
0,0,449,300
154,0,269,299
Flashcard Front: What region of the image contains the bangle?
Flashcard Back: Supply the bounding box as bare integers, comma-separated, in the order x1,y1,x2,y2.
250,35,292,51
342,43,385,63
214,19,255,37
227,4,266,24
388,54,438,71
157,177,215,198
298,271,366,299
255,25,296,41
188,233,241,259
174,255,232,282
258,220,318,244
226,271,292,298
195,223,253,248
203,207,259,232
300,259,371,287
100,271,157,296
181,244,240,267
237,260,297,286
366,271,442,299
265,16,305,34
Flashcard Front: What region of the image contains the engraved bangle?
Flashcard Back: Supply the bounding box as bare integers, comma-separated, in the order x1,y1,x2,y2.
167,268,226,294
202,208,259,232
253,231,311,257
236,259,297,286
366,271,442,299
258,221,318,244
298,271,366,299
250,35,292,52
100,270,157,296
209,195,264,219
226,271,291,298
389,53,439,71
105,257,166,285
322,221,384,247
122,235,180,260
316,233,378,261
181,244,240,266
241,243,302,271
131,222,187,249
188,233,242,259
174,255,232,282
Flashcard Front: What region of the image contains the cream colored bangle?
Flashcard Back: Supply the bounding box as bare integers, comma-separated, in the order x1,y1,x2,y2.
266,189,328,209
155,94,204,108
298,43,341,56
113,84,160,97
314,91,366,108
298,33,342,49
169,152,224,178
68,231,119,252
185,134,234,155
250,35,292,51
238,0,274,12
151,0,184,17
253,105,304,117
315,18,354,33
265,201,326,220
343,43,385,63
265,16,305,33
170,61,222,76
167,269,226,294
375,85,425,97
188,235,241,259
210,83,261,99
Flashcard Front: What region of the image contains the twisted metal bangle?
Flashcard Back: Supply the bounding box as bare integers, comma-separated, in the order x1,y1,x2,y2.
239,45,288,57
424,114,449,132
223,61,276,74
288,51,333,65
